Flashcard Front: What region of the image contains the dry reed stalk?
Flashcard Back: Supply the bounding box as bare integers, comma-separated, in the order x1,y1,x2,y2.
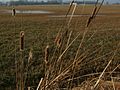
57,32,81,62
94,50,117,88
66,72,119,82
110,64,120,75
54,0,75,45
111,77,115,90
45,45,49,64
45,49,88,89
94,0,105,18
54,31,62,48
86,7,97,27
41,70,69,90
36,78,43,90
28,48,33,63
66,31,72,48
69,28,89,88
54,0,74,44
67,3,77,27
91,7,97,19
44,45,50,90
86,0,104,27
20,31,24,51
28,87,30,90
66,0,75,17
42,50,86,89
54,32,61,44
57,37,61,48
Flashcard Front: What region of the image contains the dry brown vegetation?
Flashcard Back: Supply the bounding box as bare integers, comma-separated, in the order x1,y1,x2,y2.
0,4,120,90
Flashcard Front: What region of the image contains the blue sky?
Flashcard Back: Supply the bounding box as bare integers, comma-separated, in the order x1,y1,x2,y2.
0,0,120,3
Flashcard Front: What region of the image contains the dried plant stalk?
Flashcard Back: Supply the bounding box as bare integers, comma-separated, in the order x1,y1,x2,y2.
86,7,97,27
36,78,43,90
28,48,33,63
45,45,49,64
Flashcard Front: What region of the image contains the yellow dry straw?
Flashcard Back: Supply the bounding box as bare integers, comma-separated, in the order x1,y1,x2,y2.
45,45,49,64
67,3,77,27
65,0,75,17
57,37,61,48
28,48,33,63
54,33,61,44
20,31,24,51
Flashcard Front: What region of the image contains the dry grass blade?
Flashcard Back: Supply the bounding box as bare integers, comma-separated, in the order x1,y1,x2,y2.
28,87,30,90
66,31,72,48
28,48,33,63
36,78,43,90
45,45,49,64
94,49,117,88
54,0,75,45
94,0,105,17
54,32,61,45
57,32,81,62
67,3,77,27
86,7,97,27
86,0,104,27
70,28,89,87
65,0,75,17
111,77,115,90
41,70,69,90
110,64,120,75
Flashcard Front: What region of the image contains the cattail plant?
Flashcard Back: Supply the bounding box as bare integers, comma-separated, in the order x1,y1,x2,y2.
86,7,97,27
16,31,25,90
66,0,75,17
20,31,24,51
86,0,104,27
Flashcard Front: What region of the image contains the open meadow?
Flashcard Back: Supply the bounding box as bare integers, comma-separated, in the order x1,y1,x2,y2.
0,5,120,90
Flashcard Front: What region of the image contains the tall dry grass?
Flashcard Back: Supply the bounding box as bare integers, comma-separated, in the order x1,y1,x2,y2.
33,0,120,90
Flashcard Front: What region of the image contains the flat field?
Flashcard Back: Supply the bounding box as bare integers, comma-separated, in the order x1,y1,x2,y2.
0,5,120,89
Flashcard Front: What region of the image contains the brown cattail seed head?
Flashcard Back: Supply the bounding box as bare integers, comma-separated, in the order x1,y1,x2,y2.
20,31,24,51
91,7,97,18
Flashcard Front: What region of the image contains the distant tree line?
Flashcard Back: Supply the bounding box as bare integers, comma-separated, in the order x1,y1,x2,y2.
6,1,98,6
0,0,119,6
